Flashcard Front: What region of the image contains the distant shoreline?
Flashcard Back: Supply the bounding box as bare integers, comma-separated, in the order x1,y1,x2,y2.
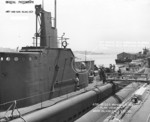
73,51,104,55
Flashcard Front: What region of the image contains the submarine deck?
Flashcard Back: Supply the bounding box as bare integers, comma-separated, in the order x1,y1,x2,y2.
0,77,104,119
119,86,150,122
1,67,150,122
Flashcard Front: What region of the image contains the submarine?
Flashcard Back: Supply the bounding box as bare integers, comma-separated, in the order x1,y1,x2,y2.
0,0,91,110
1,1,150,122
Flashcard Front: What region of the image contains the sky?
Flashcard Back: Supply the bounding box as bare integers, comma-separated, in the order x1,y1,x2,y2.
0,0,150,53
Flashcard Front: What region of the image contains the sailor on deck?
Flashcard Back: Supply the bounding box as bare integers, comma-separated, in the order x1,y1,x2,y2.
74,73,80,91
112,64,116,72
118,68,122,79
99,66,106,84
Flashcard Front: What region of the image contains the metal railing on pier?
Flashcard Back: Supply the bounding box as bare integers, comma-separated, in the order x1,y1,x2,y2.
106,73,149,83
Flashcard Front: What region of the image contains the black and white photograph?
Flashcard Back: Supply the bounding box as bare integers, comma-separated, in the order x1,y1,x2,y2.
0,0,150,122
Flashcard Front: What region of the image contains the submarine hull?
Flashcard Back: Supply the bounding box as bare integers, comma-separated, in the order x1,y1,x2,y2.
0,48,89,109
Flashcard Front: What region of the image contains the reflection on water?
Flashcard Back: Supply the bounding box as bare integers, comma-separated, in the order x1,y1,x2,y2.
74,53,117,67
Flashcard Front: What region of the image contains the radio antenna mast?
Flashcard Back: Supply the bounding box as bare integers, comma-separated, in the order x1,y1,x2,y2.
42,0,44,9
54,0,57,28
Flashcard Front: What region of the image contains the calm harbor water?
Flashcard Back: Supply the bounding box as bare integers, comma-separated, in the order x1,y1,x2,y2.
74,53,117,68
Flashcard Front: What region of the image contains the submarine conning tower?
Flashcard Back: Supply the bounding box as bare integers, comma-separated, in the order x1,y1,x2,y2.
34,3,58,48
0,1,89,110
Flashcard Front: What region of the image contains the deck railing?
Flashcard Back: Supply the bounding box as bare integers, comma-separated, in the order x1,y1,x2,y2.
106,73,149,81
